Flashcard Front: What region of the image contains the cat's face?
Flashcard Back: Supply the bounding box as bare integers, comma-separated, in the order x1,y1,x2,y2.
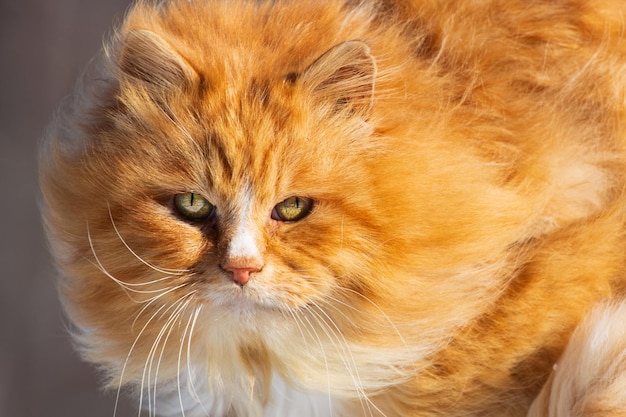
86,62,378,318
70,33,384,318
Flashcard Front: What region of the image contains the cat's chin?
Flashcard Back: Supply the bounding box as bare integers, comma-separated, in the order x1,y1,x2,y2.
203,282,290,317
212,291,279,315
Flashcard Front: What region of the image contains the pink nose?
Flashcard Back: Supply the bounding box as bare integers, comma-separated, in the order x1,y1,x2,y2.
225,267,259,286
220,259,263,287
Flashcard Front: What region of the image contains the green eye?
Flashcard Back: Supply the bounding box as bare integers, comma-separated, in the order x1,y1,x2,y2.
174,193,215,220
272,196,314,222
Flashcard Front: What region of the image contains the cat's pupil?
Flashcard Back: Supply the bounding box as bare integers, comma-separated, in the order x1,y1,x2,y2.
174,193,215,220
272,196,314,222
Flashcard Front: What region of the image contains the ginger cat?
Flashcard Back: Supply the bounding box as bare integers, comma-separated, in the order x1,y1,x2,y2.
40,0,626,416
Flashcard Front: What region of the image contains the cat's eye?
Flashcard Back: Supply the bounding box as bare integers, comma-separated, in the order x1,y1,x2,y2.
272,196,314,222
174,193,215,220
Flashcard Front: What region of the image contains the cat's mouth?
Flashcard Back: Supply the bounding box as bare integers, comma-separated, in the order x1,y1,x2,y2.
191,265,309,317
204,279,288,315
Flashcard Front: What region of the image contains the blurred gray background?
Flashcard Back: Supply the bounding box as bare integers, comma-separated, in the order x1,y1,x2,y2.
0,0,137,416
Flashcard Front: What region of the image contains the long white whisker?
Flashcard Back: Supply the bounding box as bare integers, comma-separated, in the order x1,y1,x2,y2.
87,225,178,303
107,204,188,276
332,287,408,349
302,304,371,415
327,287,421,383
304,301,389,417
149,294,196,417
177,296,199,417
144,299,182,417
131,283,189,332
149,293,194,412
138,294,192,417
288,310,335,416
186,306,211,416
299,273,412,363
294,308,336,410
113,293,185,417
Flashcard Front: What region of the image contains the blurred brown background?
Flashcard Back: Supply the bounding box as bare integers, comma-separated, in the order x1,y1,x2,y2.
0,0,137,416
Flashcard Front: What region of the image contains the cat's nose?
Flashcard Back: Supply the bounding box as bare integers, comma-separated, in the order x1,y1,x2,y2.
220,261,263,287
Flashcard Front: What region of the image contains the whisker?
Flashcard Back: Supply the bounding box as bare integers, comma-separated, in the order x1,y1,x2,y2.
138,295,191,417
302,299,389,417
177,296,200,417
327,287,423,381
287,309,335,416
324,287,409,351
89,260,179,296
131,283,189,332
302,303,371,416
107,204,189,276
148,294,196,417
293,270,410,361
298,308,341,412
87,224,178,303
113,294,185,417
185,306,211,416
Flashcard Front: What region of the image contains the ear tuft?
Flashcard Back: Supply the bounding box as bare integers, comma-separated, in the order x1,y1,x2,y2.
300,40,377,116
119,29,197,88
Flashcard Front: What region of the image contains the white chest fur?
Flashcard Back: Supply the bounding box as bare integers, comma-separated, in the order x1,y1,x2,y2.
146,371,336,417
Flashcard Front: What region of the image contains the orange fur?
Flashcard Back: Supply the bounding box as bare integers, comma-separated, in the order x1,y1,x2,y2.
39,0,626,416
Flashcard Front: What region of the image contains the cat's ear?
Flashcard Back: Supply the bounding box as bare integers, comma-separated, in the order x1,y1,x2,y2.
119,29,198,88
300,40,376,116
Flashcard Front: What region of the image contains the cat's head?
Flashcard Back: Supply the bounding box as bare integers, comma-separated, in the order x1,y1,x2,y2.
39,3,405,393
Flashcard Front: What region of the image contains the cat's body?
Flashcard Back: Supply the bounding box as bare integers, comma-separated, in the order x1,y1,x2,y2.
39,0,626,416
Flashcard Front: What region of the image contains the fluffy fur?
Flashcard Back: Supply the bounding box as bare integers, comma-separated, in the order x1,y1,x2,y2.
39,0,626,416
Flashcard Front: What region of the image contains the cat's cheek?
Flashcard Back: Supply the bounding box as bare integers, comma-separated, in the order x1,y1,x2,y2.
153,221,216,271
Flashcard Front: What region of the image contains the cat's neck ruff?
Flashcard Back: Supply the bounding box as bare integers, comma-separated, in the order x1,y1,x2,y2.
146,370,336,417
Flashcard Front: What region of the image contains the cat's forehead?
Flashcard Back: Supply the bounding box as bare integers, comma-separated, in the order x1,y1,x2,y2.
107,14,376,202
192,81,309,191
